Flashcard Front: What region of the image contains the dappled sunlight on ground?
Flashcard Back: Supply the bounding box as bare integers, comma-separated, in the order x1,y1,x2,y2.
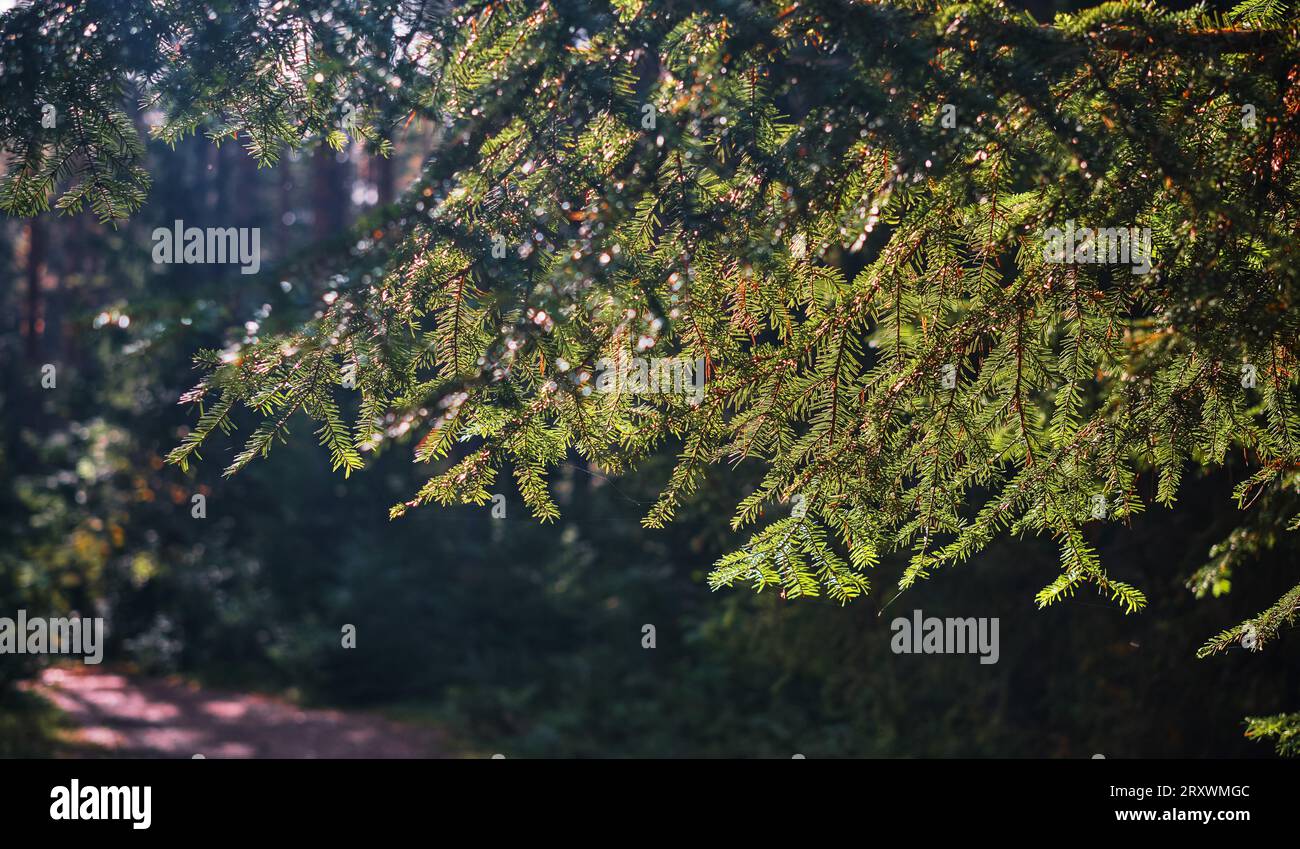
24,666,445,758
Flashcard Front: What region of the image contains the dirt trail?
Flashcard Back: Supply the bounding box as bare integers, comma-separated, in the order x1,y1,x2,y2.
27,666,444,758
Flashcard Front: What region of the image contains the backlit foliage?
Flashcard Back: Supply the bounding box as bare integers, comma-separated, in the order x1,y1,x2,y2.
4,0,1299,751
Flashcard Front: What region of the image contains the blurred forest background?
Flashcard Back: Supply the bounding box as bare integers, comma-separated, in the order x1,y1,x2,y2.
2,0,1298,758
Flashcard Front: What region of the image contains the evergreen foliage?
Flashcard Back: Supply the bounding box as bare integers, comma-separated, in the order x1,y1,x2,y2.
4,0,1299,752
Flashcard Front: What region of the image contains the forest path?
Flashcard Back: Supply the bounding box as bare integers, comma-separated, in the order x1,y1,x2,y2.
27,665,445,758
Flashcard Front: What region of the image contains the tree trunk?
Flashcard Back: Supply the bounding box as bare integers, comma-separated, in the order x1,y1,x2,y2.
312,148,350,240
24,218,45,362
